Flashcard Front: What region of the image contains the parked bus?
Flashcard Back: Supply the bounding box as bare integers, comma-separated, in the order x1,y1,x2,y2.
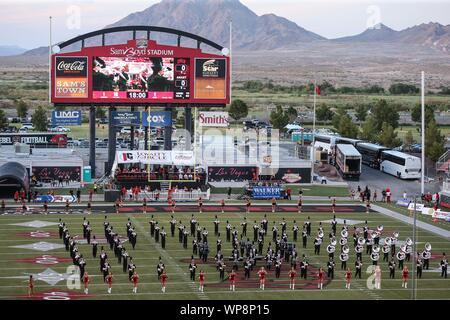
314,134,358,152
380,150,421,180
334,144,362,180
355,142,389,169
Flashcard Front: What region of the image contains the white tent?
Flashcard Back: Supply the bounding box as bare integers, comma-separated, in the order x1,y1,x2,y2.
285,124,303,131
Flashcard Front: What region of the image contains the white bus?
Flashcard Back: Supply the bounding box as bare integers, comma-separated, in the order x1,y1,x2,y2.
380,150,421,180
314,134,360,153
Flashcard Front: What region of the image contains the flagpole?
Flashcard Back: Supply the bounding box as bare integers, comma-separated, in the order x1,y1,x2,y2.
421,71,425,196
48,16,52,104
312,80,317,183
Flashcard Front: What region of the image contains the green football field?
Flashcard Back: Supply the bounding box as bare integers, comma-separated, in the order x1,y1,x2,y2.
0,206,448,300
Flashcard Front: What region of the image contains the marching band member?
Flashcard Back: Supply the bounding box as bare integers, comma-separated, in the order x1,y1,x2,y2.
170,215,177,237
300,255,308,279
214,216,220,236
374,265,381,289
327,257,335,279
106,271,113,294
389,257,396,279
258,267,267,290
288,267,297,290
160,270,168,293
302,226,308,249
198,270,205,292
345,267,352,289
228,270,237,291
331,216,337,236
402,266,409,288
331,197,336,214
241,217,247,236
161,227,167,249
317,267,324,290
441,253,448,278
306,217,311,236
417,254,423,279
82,271,89,294
293,221,299,242
131,271,139,293
355,258,362,279
314,235,322,255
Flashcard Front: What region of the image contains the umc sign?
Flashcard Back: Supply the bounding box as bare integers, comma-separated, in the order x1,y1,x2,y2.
51,111,82,126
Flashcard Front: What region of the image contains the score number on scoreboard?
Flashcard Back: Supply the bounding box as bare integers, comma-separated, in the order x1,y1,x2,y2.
174,58,190,100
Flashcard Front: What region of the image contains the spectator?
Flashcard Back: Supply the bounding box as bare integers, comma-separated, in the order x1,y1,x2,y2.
386,188,391,203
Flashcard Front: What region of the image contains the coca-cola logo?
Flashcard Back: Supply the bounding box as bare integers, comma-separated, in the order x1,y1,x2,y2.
57,60,86,72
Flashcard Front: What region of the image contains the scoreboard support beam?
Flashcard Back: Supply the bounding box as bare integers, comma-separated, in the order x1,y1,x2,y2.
185,105,192,140
107,106,117,175
130,106,135,150
89,106,96,178
144,107,149,151
164,105,172,151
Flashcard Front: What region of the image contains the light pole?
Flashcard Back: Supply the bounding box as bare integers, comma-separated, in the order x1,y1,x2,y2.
411,196,418,300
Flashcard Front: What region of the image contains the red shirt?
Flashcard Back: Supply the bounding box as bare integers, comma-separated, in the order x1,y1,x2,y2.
289,270,296,279
402,270,409,279
14,191,19,200
83,274,89,285
258,270,267,280
345,271,351,281
161,274,168,284
199,273,205,282
318,271,324,280
106,275,113,285
229,273,236,281
131,274,139,284
28,279,34,288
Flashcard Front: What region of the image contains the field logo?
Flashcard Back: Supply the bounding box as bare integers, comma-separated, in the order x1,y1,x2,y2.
66,266,81,290
366,265,381,290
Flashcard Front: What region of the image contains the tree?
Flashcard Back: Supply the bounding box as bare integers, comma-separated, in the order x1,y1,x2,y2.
0,109,7,130
355,104,368,123
425,119,445,162
377,122,401,148
95,106,106,119
404,130,414,149
316,104,334,125
270,105,289,131
411,104,435,124
389,83,419,94
228,99,248,121
336,114,359,138
371,99,399,131
286,106,298,122
332,108,347,130
359,116,377,142
15,100,28,119
31,106,48,131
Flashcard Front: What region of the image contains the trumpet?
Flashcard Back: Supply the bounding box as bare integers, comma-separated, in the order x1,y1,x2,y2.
341,229,348,238
371,252,380,261
382,244,391,254
397,251,406,261
372,245,380,253
340,253,349,262
342,245,350,254
327,245,336,254
357,237,365,246
406,238,413,246
425,243,432,251
339,237,348,246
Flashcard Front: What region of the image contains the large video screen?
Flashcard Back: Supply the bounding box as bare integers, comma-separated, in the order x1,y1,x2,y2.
92,56,185,100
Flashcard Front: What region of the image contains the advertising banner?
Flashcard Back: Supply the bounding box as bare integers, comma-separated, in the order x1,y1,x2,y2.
34,195,77,203
0,133,67,148
111,111,141,126
194,58,227,99
54,56,88,98
142,111,172,127
51,110,82,126
31,166,82,182
117,150,193,165
252,186,283,199
198,111,229,127
207,166,257,182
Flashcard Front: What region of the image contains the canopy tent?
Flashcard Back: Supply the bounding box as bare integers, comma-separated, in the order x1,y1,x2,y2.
0,162,29,196
285,124,303,131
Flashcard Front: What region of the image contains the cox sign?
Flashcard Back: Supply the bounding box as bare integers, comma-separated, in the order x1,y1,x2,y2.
51,110,82,126
142,111,172,127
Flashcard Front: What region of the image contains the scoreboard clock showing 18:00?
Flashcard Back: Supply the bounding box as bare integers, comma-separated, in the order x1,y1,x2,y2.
127,92,148,99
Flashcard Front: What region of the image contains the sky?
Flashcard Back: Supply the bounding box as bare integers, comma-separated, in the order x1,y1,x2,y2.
1,0,450,49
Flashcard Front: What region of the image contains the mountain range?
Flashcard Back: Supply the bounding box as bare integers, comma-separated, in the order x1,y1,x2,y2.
0,45,27,56
10,0,449,56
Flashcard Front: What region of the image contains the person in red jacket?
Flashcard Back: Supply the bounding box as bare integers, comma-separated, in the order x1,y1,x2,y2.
345,267,352,289
131,271,139,293
198,270,205,292
258,267,267,290
160,270,168,293
14,191,19,203
228,270,236,291
106,271,113,294
402,266,409,288
288,267,297,290
83,271,89,294
318,267,325,290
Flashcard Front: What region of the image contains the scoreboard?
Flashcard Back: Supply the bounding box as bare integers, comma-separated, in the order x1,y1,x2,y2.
51,39,229,106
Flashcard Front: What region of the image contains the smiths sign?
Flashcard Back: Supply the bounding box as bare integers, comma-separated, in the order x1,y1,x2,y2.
142,111,172,127
51,110,82,126
54,56,88,99
198,111,229,127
